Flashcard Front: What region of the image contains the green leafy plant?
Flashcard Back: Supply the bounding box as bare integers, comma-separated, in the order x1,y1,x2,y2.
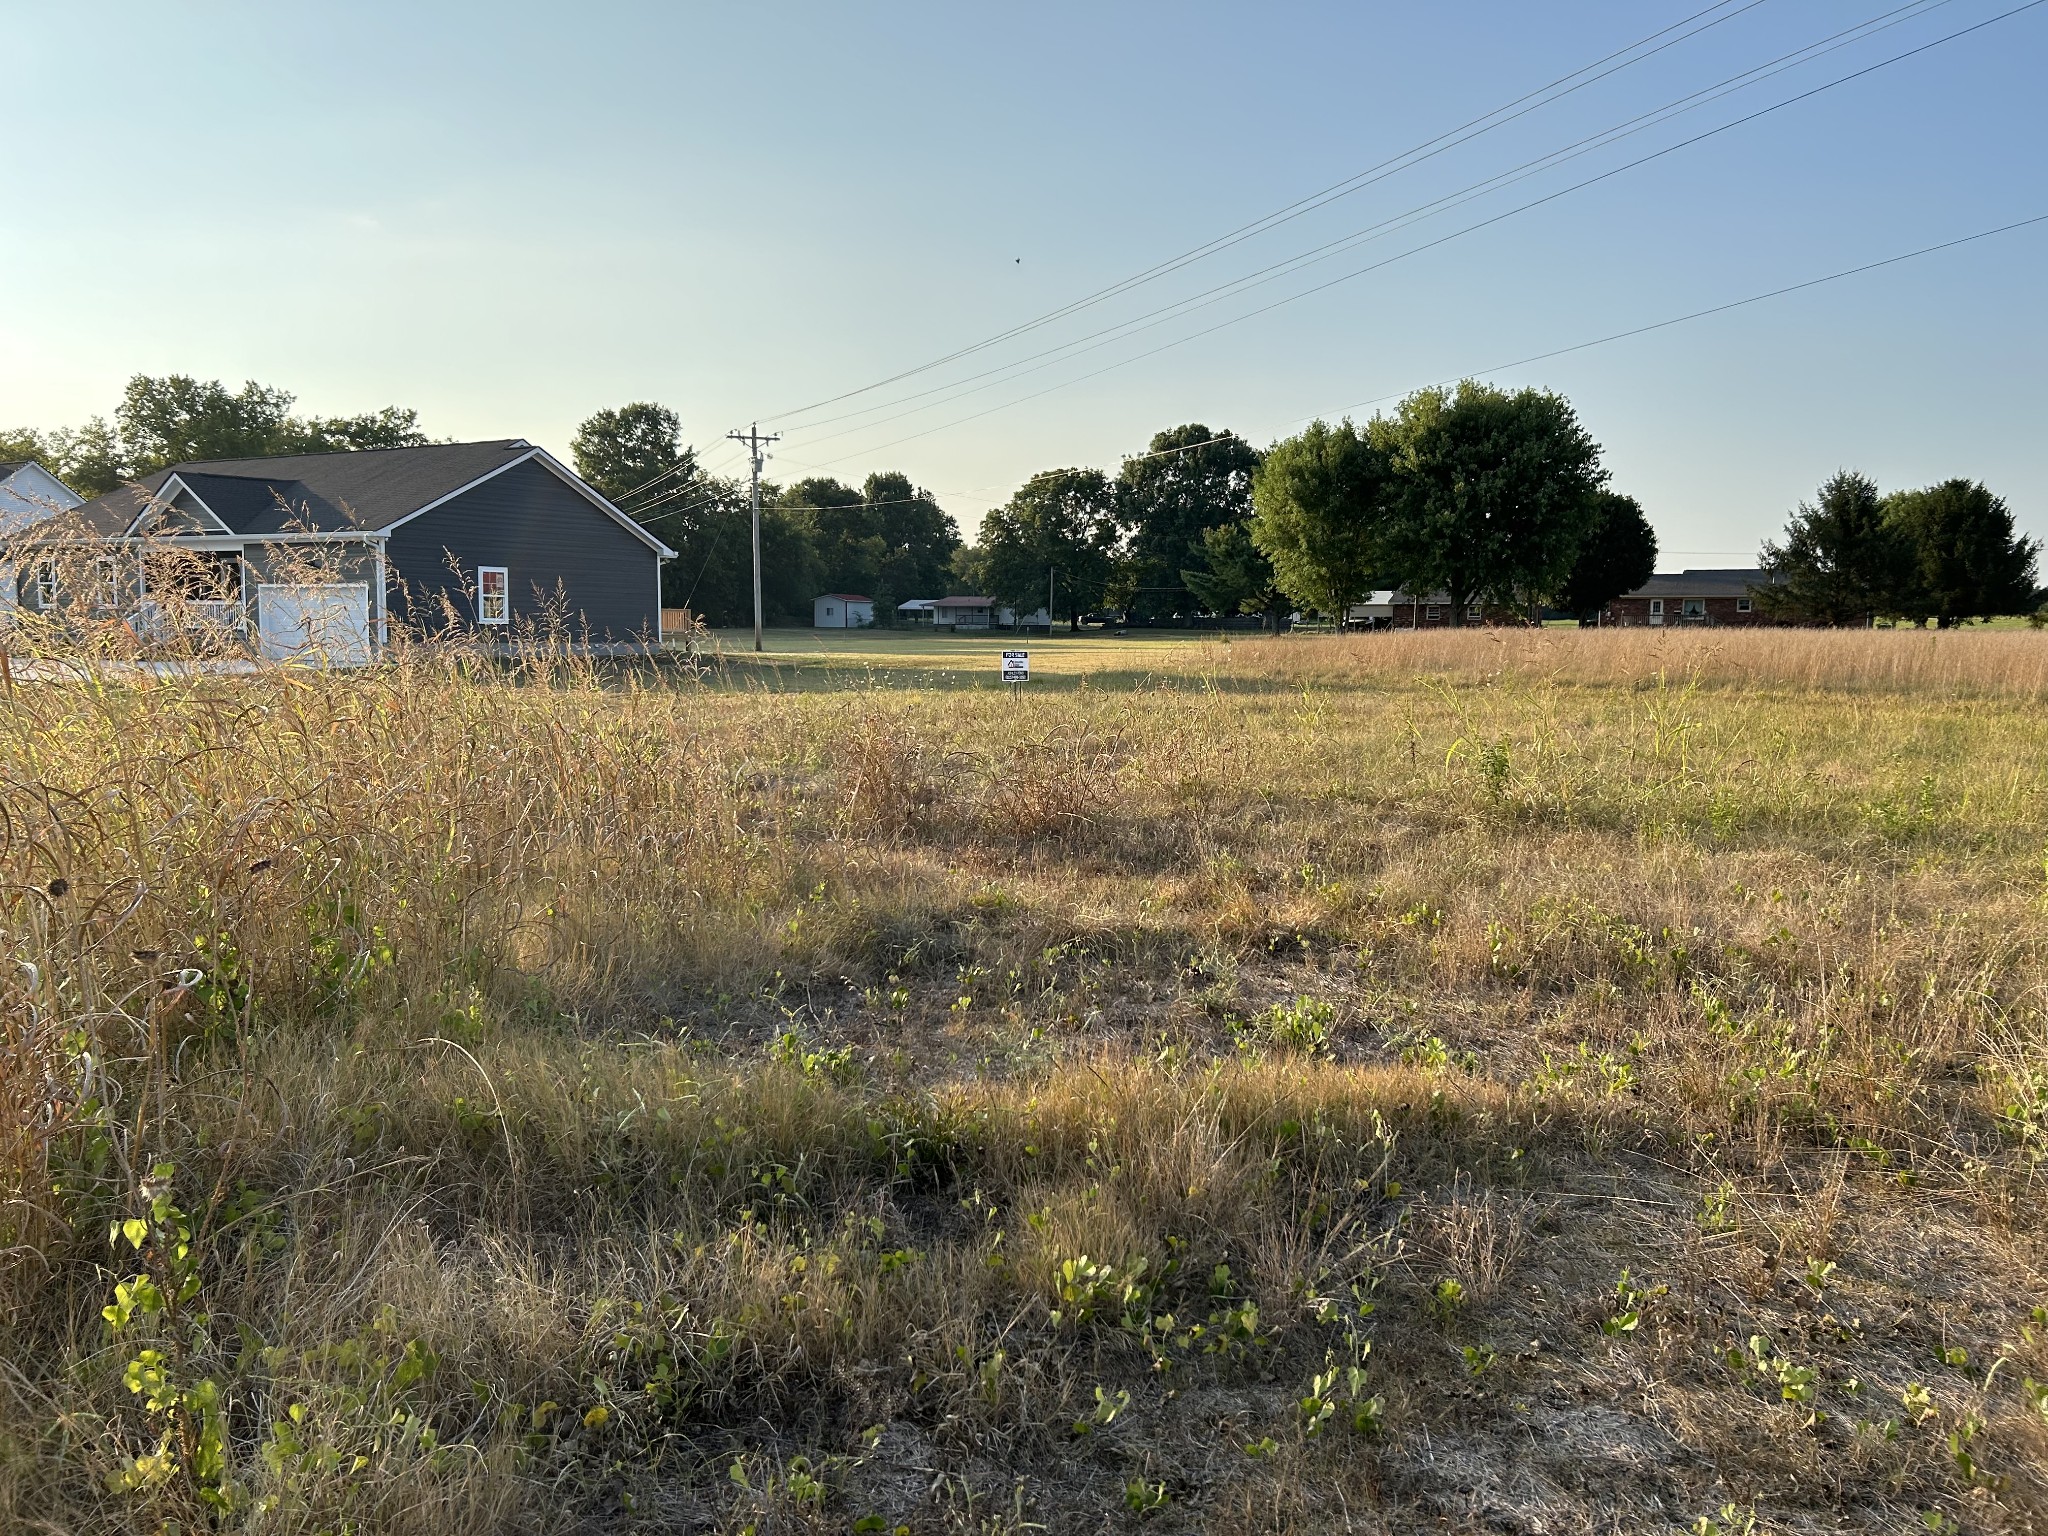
1603,1269,1668,1336
1124,1479,1170,1514
102,1161,234,1511
1071,1384,1129,1437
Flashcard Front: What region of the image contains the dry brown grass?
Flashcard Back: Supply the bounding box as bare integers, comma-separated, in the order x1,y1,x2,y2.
2,617,2047,1533
1226,622,2048,698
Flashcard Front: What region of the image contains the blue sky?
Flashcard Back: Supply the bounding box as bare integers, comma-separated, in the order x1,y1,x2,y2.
2,0,2043,564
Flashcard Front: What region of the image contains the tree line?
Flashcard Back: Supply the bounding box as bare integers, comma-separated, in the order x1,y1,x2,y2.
12,377,2033,629
1760,470,2037,627
962,382,1657,628
569,403,965,625
1,375,429,493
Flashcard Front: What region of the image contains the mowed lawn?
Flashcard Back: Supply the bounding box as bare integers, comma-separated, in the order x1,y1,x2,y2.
5,625,2048,1535
702,625,1226,689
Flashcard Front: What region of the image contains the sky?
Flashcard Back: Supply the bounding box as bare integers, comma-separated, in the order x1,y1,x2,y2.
2,0,2044,565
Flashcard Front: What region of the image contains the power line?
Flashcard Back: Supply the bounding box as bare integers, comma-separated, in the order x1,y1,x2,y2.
793,0,2046,470
779,0,1956,449
765,0,1775,424
1109,210,2048,471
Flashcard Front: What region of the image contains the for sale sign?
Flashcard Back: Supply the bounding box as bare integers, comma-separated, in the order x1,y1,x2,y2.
1000,650,1030,683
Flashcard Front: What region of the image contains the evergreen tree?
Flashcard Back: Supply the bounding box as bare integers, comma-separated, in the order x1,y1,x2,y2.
1760,471,1910,625
1882,479,2038,626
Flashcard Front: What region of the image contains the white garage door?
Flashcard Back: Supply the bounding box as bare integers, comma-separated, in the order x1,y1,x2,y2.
257,583,372,667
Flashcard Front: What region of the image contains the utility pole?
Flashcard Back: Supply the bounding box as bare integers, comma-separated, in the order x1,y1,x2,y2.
727,423,779,652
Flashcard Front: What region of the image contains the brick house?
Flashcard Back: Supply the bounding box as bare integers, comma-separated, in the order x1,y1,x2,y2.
1602,568,1778,627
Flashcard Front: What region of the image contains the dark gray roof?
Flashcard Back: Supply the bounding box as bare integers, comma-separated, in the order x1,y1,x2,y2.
1621,568,1777,600
64,440,537,537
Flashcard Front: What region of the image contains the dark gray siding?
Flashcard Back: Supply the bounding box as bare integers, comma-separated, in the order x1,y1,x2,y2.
384,459,661,641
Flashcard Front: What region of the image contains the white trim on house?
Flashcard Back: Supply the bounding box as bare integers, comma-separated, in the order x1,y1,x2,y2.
378,448,678,559
476,565,510,625
123,475,232,536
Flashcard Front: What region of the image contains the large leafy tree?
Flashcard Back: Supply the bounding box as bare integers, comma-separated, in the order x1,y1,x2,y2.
1248,419,1392,618
978,467,1120,629
658,474,821,625
862,470,962,613
116,375,427,469
1182,520,1291,630
1556,491,1658,618
1881,479,2038,626
1375,381,1605,624
1760,470,1910,626
571,402,697,508
1116,425,1261,619
6,374,429,495
774,474,959,620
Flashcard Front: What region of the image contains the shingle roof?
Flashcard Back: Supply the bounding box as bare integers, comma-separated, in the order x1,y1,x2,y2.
64,440,536,537
1621,568,1777,600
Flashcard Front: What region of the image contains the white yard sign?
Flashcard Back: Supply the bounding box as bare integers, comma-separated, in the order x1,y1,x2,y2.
1000,650,1030,683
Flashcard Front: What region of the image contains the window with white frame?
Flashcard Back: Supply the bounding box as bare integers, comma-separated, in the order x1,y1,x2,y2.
476,566,509,625
1736,596,1752,613
1648,599,1664,616
1425,605,1442,622
1682,598,1706,619
1466,603,1482,620
33,563,58,610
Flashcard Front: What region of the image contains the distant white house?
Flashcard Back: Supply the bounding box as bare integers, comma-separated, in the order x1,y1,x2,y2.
813,592,874,628
897,598,936,625
0,460,83,535
1,460,84,618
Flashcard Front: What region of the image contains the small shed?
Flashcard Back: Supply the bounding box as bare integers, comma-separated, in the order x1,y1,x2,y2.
814,593,874,628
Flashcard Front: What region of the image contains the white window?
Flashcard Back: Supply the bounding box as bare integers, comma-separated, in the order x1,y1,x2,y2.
1648,599,1664,616
1425,605,1442,622
476,566,509,625
1682,598,1706,619
33,563,58,609
1466,603,1482,620
1736,597,1752,613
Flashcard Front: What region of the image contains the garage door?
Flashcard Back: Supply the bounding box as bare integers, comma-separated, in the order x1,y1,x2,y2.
257,583,372,667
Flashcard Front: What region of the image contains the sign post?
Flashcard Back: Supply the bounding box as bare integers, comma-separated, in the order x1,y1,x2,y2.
1000,649,1029,692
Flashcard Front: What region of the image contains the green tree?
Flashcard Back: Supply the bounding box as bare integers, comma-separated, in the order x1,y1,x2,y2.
0,428,53,467
779,476,883,612
1376,381,1606,624
1182,520,1291,630
658,474,821,625
1117,425,1261,619
1556,491,1658,619
977,467,1120,629
570,402,696,507
1760,471,1910,626
115,375,299,469
862,471,962,615
773,474,960,622
290,405,430,454
1249,419,1392,618
8,375,430,496
1881,479,2038,626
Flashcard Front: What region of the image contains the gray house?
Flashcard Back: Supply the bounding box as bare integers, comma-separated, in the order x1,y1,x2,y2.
16,440,674,661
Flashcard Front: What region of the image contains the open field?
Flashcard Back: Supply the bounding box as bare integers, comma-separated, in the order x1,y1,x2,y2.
5,628,2048,1534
